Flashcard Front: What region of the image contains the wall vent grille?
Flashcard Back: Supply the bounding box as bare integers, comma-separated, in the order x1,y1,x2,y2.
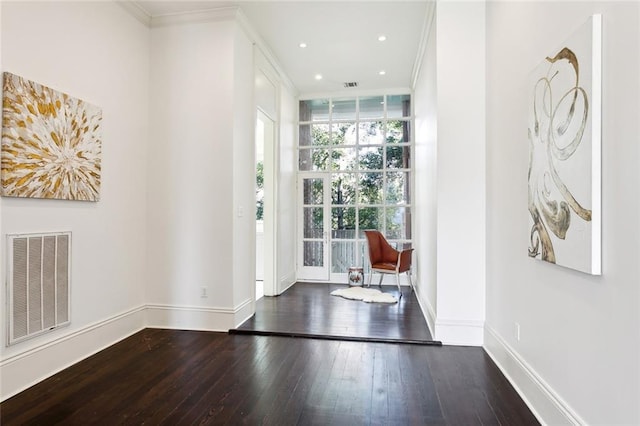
7,232,71,346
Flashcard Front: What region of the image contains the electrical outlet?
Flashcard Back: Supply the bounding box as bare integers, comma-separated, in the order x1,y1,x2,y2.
200,287,208,298
515,322,521,342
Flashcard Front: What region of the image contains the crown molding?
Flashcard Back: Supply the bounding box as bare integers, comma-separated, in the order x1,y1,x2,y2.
411,1,436,89
116,1,151,27
149,6,240,28
235,9,298,96
116,2,298,95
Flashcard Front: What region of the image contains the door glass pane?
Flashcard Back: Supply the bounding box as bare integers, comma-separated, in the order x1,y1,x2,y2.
331,241,356,273
303,241,324,266
386,207,411,239
331,173,356,205
300,99,330,122
359,96,384,119
332,207,356,239
303,207,323,238
303,178,323,205
386,171,410,204
358,207,383,237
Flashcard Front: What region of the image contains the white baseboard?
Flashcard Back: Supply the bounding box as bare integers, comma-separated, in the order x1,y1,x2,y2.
413,285,436,339
146,301,253,332
278,272,296,295
232,298,254,328
1,299,256,402
0,305,146,402
484,325,585,425
435,318,484,346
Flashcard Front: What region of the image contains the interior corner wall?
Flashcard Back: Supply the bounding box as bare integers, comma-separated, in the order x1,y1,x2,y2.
276,83,297,294
231,24,255,323
433,1,487,346
413,12,438,331
485,2,640,424
147,18,237,329
0,1,149,400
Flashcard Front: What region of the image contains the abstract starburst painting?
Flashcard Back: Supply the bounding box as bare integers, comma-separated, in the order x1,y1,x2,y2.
2,72,102,201
527,15,601,275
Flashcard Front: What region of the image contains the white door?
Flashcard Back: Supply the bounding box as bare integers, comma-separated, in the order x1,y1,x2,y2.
297,174,330,280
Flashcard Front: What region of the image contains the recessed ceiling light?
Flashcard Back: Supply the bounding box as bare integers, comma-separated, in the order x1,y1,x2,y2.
379,70,386,75
378,35,387,42
315,74,323,80
299,42,307,48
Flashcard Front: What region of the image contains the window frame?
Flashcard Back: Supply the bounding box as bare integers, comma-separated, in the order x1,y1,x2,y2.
298,94,414,280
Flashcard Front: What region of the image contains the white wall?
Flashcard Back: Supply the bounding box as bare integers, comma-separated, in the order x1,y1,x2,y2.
433,1,487,345
413,7,438,332
0,2,295,401
231,24,256,317
0,1,149,400
484,2,640,424
147,16,245,328
276,82,297,293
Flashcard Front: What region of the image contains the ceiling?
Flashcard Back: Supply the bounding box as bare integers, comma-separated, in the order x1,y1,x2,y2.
134,1,430,95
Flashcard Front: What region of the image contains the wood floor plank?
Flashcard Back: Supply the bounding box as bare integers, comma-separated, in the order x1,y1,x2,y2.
235,282,435,343
1,330,539,425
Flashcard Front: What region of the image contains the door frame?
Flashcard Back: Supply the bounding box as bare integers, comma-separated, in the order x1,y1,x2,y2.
297,173,330,281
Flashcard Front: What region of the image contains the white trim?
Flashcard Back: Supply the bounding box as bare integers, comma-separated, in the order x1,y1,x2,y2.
149,6,239,28
236,10,297,95
414,285,436,339
484,325,586,425
145,300,253,332
232,299,254,328
411,0,437,90
590,13,602,276
434,317,484,346
116,1,152,27
279,271,296,295
300,87,412,101
0,305,145,401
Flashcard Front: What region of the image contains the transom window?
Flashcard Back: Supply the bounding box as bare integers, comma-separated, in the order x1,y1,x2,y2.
298,95,412,277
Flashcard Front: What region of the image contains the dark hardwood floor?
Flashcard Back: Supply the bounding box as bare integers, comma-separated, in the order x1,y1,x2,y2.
0,328,540,425
233,282,436,344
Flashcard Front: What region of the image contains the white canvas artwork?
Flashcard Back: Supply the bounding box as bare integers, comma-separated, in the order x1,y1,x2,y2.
2,72,102,201
527,15,601,275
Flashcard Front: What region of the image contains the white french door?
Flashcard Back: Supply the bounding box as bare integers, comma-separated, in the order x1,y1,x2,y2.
297,174,330,280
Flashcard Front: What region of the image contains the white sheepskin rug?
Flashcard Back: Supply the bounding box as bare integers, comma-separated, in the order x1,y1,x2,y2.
331,287,398,304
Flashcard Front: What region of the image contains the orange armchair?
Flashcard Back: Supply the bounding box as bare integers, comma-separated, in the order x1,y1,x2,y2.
364,230,414,298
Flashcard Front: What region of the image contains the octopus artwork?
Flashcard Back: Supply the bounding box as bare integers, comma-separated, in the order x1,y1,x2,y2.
527,15,601,274
1,72,102,201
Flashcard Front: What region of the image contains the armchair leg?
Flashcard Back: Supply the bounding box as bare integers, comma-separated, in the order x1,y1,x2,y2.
367,270,373,287
378,273,384,288
395,273,403,299
407,270,415,292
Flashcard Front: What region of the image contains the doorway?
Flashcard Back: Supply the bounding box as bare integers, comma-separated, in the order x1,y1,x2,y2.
256,110,275,298
297,174,330,281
